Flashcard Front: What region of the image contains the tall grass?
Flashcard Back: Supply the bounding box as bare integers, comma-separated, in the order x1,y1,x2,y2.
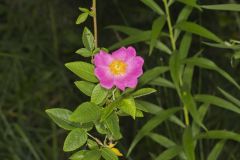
0,0,240,159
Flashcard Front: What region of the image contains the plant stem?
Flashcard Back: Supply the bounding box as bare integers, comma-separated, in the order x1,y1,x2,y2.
183,105,190,126
92,0,98,48
163,0,176,51
163,0,190,126
112,88,117,101
87,133,103,146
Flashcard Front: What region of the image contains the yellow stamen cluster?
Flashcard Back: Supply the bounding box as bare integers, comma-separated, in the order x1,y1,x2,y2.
109,60,127,75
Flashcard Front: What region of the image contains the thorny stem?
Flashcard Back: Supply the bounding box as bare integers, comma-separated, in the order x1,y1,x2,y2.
92,0,98,48
163,0,176,51
87,133,104,146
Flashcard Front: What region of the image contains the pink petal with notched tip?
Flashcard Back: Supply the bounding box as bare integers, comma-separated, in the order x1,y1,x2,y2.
112,46,136,61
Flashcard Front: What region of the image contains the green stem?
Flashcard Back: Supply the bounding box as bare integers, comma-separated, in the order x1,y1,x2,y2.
92,0,98,48
112,88,117,101
163,0,190,126
183,105,190,126
87,133,103,146
163,0,176,51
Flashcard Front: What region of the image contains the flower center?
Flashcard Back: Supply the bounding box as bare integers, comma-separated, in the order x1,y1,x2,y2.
109,60,127,75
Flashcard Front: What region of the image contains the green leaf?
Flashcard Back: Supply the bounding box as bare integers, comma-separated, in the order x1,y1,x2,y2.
65,61,98,83
135,100,185,128
69,150,87,160
118,98,136,119
218,87,240,107
155,146,182,160
101,147,118,160
153,41,172,55
131,88,157,98
194,94,240,114
177,0,201,10
70,102,101,123
197,130,240,142
139,66,169,86
192,103,209,138
75,81,95,96
105,112,122,140
201,4,240,12
135,100,161,113
149,77,175,89
95,122,108,135
127,107,181,157
79,7,90,13
84,150,101,160
183,127,195,160
179,33,192,59
169,52,181,92
63,128,87,152
91,84,109,105
203,41,240,50
135,110,144,117
148,132,176,148
168,0,175,6
182,64,194,92
87,139,99,150
175,21,223,43
82,27,95,51
101,100,120,122
45,108,78,130
107,25,169,54
107,25,142,35
109,31,151,51
183,57,240,90
140,0,165,15
181,91,206,130
174,6,193,41
149,16,166,55
76,13,88,24
233,51,240,60
207,140,225,160
75,48,92,57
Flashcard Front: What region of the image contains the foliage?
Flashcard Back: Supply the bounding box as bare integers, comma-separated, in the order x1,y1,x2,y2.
1,0,240,159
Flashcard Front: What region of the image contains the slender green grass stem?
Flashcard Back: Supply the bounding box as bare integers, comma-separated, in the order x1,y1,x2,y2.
163,0,176,51
92,0,98,48
163,0,190,126
183,106,190,126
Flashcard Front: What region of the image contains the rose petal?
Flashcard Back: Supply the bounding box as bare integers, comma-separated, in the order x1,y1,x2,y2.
94,50,113,67
126,56,144,77
112,46,136,61
126,78,138,88
94,68,114,89
114,79,126,91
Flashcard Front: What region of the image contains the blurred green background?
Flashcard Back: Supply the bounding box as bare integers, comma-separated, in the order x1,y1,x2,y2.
0,0,239,159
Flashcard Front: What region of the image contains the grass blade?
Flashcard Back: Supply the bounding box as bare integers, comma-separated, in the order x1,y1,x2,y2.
175,21,223,43
202,4,240,12
194,94,240,114
127,107,181,157
207,140,225,160
140,0,165,15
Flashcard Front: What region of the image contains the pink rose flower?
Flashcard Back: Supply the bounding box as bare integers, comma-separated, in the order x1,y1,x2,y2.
93,46,144,91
